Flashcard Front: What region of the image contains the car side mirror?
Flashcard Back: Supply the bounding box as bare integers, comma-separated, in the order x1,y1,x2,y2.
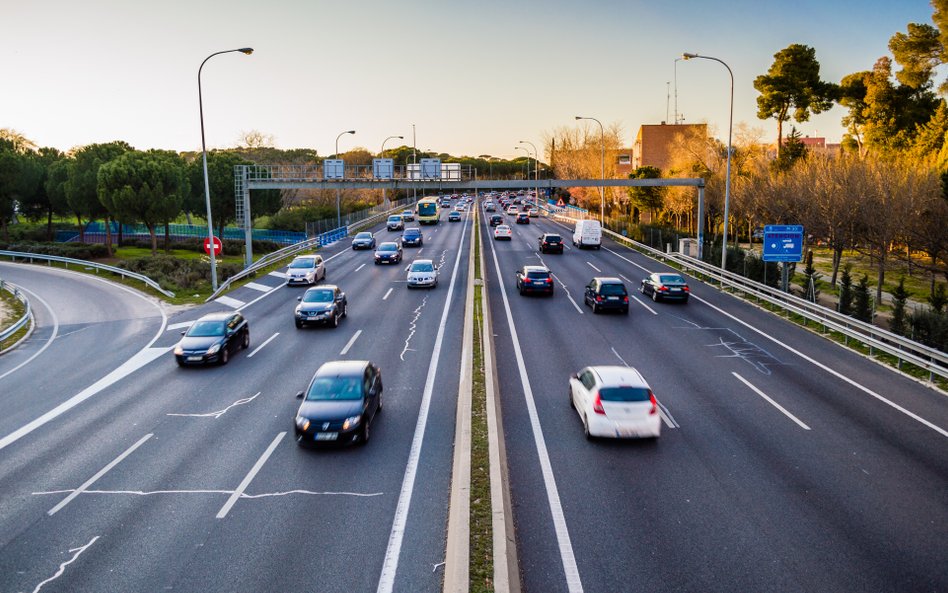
180,330,186,336
297,296,302,302
296,391,304,399
570,373,578,380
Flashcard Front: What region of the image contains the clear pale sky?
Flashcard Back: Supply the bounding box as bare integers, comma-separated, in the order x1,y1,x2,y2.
1,0,937,160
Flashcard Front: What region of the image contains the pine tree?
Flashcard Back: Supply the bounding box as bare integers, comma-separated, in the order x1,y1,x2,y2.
802,249,821,303
890,277,910,335
853,274,873,322
838,265,854,315
929,283,947,313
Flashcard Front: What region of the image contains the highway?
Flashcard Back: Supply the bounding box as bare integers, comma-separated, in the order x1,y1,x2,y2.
1,197,946,593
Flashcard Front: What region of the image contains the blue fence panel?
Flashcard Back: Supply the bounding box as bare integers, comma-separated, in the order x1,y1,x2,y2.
69,223,305,246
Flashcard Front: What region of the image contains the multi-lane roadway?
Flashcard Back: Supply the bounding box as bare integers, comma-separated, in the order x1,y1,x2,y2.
0,198,945,593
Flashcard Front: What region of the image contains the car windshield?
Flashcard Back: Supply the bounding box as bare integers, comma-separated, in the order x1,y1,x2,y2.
306,376,362,401
659,274,685,284
355,233,372,240
389,216,401,222
600,283,627,296
187,320,225,337
378,243,398,252
404,230,420,237
411,262,434,272
289,258,315,269
599,386,651,402
303,289,334,303
545,235,562,243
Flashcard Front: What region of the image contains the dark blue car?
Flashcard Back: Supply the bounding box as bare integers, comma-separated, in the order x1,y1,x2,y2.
402,227,423,247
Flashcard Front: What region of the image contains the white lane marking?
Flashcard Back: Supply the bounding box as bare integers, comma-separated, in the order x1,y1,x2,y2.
215,295,245,309
340,330,363,355
487,228,584,593
632,295,658,315
33,488,381,499
166,321,193,332
551,274,584,315
732,372,811,430
586,261,601,273
244,282,271,293
376,210,470,593
0,285,58,382
605,247,651,273
167,393,260,419
247,332,278,358
355,263,367,272
382,287,394,301
268,271,287,279
216,432,286,519
418,248,424,254
657,402,679,429
691,294,947,438
31,535,100,593
48,433,153,516
611,347,629,366
0,347,169,452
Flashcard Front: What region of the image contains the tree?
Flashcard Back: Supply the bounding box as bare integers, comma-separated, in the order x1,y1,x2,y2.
626,166,665,221
46,158,75,240
853,274,873,322
854,57,940,153
889,22,943,89
772,126,809,172
65,141,133,253
754,44,837,158
98,150,188,255
931,283,948,313
185,151,280,238
839,71,870,157
18,147,65,240
890,278,910,335
838,265,854,315
802,249,821,303
0,139,22,241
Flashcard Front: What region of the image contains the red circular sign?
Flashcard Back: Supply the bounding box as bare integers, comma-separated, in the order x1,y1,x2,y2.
204,236,223,256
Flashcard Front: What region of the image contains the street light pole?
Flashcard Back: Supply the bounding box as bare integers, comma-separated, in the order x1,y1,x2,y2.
198,47,253,292
674,57,683,124
380,135,403,207
575,116,605,224
514,146,530,182
519,140,539,208
683,52,733,271
334,129,356,229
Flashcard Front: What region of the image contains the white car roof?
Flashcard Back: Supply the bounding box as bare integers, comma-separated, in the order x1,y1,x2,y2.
590,365,648,388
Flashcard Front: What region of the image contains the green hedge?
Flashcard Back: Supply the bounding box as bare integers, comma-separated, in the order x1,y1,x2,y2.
0,241,110,259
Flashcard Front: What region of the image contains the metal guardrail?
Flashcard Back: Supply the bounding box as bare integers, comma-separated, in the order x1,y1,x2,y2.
0,250,175,298
0,279,32,351
551,212,948,382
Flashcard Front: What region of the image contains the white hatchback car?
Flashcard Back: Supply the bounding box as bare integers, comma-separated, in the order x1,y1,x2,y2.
569,366,661,439
406,259,438,288
286,255,326,285
493,225,512,240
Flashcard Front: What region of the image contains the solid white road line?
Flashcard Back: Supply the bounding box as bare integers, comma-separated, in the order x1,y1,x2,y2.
355,263,366,272
487,228,585,593
340,330,362,355
551,274,584,315
216,432,286,519
382,288,394,301
586,261,601,273
48,433,153,516
732,372,811,430
690,294,947,438
244,282,271,293
216,295,245,309
631,295,658,315
0,285,59,382
605,247,651,273
376,212,470,593
247,333,279,358
657,402,680,429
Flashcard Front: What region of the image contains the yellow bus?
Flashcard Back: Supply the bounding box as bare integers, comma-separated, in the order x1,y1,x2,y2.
416,197,440,225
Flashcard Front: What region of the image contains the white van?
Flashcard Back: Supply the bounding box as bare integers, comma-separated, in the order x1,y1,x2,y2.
572,219,602,249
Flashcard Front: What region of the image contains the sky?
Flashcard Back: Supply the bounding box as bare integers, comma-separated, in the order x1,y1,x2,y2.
1,0,938,160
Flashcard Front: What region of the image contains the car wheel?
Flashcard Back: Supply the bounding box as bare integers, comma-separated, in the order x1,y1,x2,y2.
176,358,185,367
242,330,250,349
583,415,592,440
331,313,339,328
622,307,629,315
377,395,382,412
342,302,348,318
592,303,599,314
359,420,371,445
295,319,303,329
652,291,659,302
569,389,574,409
595,245,601,250
682,296,689,304
220,347,229,365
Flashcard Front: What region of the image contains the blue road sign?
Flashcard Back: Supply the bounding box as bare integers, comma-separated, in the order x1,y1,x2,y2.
762,225,804,262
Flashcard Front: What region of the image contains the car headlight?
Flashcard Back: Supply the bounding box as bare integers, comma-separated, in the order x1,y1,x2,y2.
207,343,221,355
174,344,183,355
295,415,310,431
342,415,361,430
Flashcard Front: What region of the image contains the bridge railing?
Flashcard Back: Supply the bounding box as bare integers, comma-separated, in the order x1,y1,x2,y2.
0,279,32,352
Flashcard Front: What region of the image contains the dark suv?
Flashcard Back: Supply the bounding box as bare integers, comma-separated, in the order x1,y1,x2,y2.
584,277,629,314
294,360,382,446
516,265,554,296
538,233,564,254
489,214,504,227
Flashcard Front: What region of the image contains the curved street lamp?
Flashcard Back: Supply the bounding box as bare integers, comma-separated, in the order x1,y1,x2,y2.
683,52,733,271
334,129,356,228
198,47,253,291
575,116,605,224
514,146,531,182
519,140,539,207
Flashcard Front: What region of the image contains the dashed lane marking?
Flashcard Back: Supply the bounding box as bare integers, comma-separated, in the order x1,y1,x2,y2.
244,282,271,293
215,295,245,309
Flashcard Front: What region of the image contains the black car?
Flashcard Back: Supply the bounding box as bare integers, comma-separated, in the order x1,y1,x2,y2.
641,272,690,303
516,265,554,296
402,227,423,247
489,214,504,227
175,312,249,366
584,277,629,314
374,241,403,264
294,360,382,446
351,232,376,250
516,212,530,224
295,285,347,328
539,233,564,253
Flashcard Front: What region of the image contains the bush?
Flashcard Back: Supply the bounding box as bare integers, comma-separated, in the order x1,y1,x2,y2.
838,265,854,315
853,274,872,322
890,278,909,336
0,241,109,259
907,309,948,352
117,254,242,292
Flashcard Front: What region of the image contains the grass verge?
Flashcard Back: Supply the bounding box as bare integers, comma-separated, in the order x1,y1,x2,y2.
470,221,493,592
0,284,29,350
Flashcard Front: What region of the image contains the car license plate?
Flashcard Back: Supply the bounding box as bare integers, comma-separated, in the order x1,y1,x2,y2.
309,313,321,319
187,356,202,361
315,432,338,441
608,296,619,300
670,287,681,292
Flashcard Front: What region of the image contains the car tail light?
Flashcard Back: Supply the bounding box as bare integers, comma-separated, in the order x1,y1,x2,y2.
683,285,690,292
545,277,552,283
658,285,668,292
592,392,606,415
595,295,603,302
649,391,658,415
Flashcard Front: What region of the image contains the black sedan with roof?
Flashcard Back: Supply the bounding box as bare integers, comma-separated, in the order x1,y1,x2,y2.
294,360,382,446
174,312,249,366
538,233,564,254
374,241,403,264
584,277,630,314
640,272,690,303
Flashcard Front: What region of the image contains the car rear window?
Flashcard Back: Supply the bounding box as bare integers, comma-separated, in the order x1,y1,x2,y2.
527,271,550,279
600,284,627,296
544,235,561,243
599,386,651,402
659,274,685,284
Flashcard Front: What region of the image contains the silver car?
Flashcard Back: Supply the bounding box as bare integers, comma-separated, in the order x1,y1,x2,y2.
286,255,326,285
406,259,438,288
